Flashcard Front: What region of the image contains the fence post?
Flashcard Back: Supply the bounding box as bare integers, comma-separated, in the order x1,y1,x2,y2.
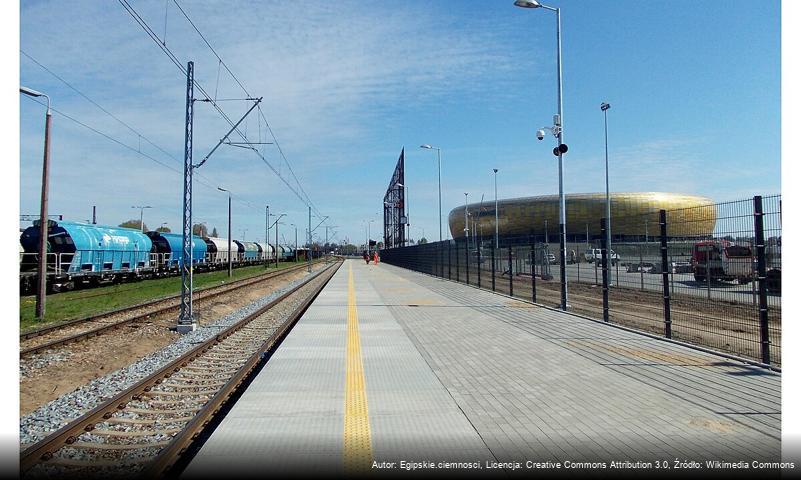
754,196,770,365
477,244,482,288
659,209,671,339
601,218,609,322
491,244,496,292
440,241,444,278
531,244,536,303
448,241,452,280
455,241,460,283
465,239,470,285
508,246,513,297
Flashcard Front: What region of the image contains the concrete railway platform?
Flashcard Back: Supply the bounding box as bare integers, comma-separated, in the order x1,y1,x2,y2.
183,259,781,477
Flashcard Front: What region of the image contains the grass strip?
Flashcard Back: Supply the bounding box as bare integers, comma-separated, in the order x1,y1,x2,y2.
20,262,304,331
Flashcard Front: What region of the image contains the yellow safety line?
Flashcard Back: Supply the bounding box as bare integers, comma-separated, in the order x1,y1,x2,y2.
344,263,373,472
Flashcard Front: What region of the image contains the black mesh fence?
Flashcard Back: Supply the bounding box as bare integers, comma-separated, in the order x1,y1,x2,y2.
381,195,781,366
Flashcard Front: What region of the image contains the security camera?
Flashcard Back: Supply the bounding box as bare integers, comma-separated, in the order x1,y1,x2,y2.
536,129,545,141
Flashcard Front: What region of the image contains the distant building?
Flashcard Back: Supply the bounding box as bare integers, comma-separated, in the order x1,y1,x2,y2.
447,192,715,242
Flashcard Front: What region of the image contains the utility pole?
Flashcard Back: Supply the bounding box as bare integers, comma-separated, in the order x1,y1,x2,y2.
218,187,232,277
265,205,269,267
275,218,279,269
132,206,152,232
308,206,312,273
92,206,96,225
178,61,196,333
20,86,51,320
176,62,262,333
291,224,298,262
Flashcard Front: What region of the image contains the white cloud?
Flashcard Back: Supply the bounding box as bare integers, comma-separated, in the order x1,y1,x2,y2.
20,0,540,243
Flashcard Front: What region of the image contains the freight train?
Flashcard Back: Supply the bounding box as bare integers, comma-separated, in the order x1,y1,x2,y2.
19,220,305,294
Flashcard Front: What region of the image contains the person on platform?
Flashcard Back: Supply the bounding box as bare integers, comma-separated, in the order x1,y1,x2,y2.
373,250,379,265
363,250,370,264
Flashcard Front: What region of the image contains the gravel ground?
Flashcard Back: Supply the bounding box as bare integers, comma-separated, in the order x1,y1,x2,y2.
20,265,333,447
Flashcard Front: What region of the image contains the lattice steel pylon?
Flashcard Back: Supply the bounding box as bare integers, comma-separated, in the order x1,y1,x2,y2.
382,149,405,249
178,61,196,333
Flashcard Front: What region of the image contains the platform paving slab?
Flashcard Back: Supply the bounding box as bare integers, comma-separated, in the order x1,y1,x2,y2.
183,260,781,477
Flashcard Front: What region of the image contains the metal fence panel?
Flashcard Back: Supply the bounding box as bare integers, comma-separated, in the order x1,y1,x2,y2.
380,194,781,366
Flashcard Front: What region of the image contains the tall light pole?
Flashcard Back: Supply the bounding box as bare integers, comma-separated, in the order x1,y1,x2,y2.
131,206,152,232
20,86,51,320
420,144,443,242
601,102,612,276
240,228,248,241
218,187,232,277
493,169,499,249
291,223,298,262
463,193,469,241
265,205,269,268
367,219,375,252
395,182,406,247
273,213,286,269
516,0,569,310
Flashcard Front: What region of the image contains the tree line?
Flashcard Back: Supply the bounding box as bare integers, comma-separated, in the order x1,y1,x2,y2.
117,219,218,237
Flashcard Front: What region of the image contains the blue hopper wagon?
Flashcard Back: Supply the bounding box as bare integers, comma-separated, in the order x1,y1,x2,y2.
146,231,207,269
20,220,153,291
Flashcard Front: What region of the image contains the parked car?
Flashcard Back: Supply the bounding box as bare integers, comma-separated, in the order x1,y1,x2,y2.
583,248,620,265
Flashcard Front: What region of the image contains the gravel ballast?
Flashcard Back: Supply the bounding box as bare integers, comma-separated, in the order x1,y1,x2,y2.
20,265,333,447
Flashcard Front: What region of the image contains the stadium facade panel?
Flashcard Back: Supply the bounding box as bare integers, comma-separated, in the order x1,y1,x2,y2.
447,192,715,240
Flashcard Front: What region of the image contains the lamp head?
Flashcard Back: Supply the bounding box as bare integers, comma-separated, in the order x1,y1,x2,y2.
493,168,498,173
514,0,542,8
19,86,45,97
601,102,611,111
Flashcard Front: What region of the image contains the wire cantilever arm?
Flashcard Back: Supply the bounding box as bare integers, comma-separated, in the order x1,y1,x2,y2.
193,97,262,169
311,215,329,234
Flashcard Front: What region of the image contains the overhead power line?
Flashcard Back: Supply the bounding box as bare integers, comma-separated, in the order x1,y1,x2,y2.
20,95,259,214
119,0,325,221
171,0,323,220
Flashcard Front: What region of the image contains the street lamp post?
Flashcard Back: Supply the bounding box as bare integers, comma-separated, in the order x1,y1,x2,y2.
601,102,612,278
463,193,469,240
493,169,499,249
368,219,375,252
273,213,285,269
420,145,443,242
265,205,269,268
515,0,569,310
20,86,51,320
401,184,409,245
217,187,232,277
131,206,153,232
291,224,298,262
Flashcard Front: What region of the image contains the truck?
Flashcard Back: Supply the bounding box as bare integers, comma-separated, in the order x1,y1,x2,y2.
691,240,753,284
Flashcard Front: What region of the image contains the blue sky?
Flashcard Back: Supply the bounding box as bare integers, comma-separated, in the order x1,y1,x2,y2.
18,0,781,246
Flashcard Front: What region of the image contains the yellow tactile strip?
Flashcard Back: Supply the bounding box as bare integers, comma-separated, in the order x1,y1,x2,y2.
344,263,373,473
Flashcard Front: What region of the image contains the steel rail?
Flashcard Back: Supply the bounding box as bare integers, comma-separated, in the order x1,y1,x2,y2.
20,261,322,357
21,261,320,340
20,260,341,475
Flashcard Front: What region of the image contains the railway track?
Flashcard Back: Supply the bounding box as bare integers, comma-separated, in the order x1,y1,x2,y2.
20,261,324,358
20,260,342,479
